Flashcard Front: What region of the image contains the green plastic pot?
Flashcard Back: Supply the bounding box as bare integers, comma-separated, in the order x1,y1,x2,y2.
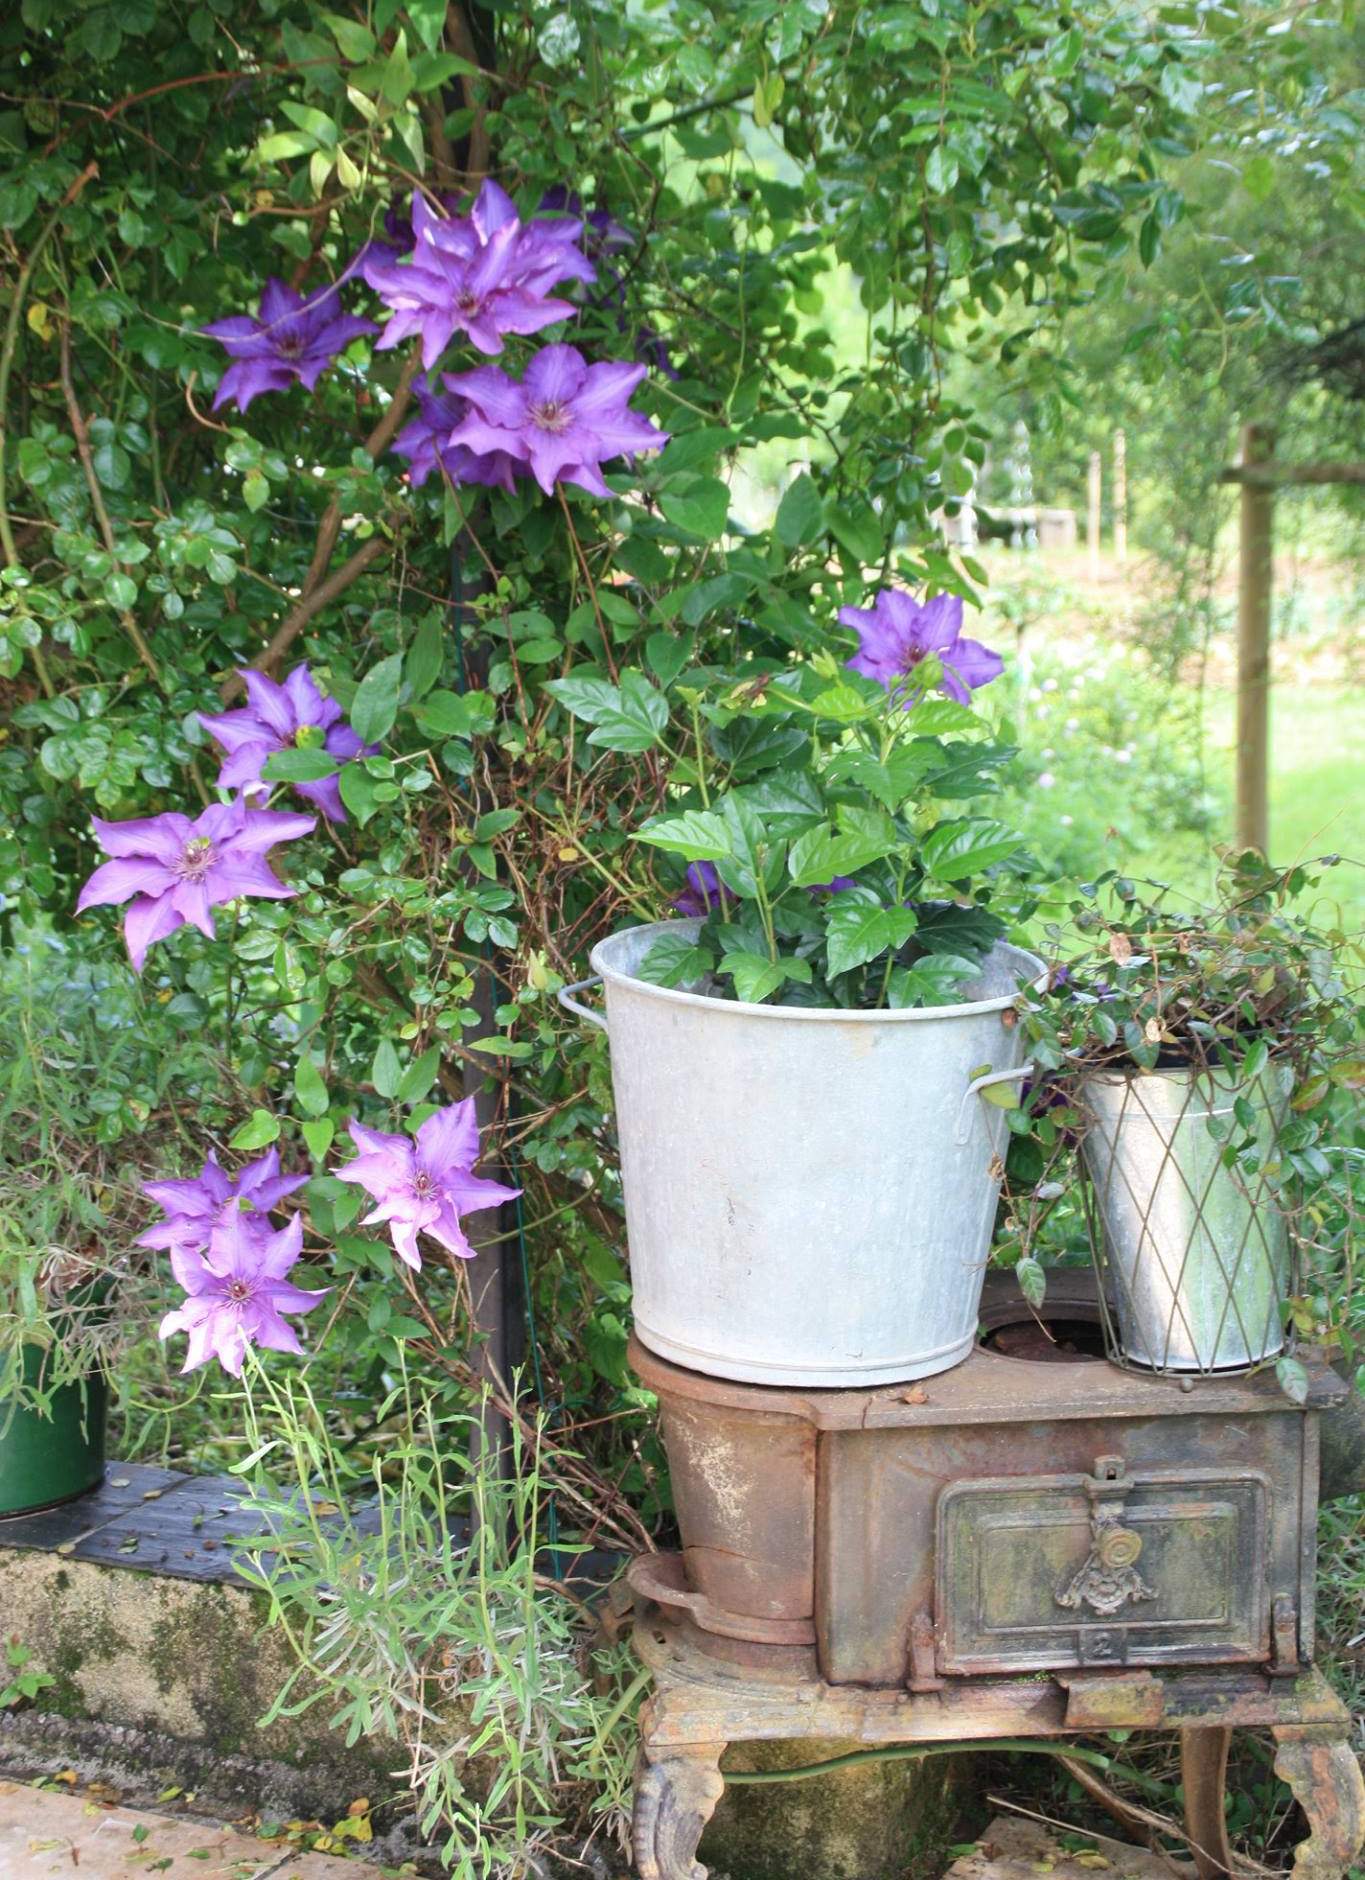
0,1270,110,1519
0,1343,108,1518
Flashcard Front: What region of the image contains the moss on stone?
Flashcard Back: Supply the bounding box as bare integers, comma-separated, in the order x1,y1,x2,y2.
700,1738,974,1880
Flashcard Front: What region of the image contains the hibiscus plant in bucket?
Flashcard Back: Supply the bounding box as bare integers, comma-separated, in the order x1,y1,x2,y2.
554,583,1047,1388
1002,852,1363,1386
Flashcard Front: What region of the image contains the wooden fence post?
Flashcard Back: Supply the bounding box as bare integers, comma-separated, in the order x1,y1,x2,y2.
1113,429,1127,563
1235,424,1275,855
1087,451,1102,580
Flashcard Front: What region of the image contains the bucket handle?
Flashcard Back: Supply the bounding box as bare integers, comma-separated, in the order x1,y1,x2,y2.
557,974,608,1033
955,1062,1034,1146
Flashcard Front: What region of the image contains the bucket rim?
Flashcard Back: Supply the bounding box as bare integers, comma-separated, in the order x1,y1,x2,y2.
589,918,1047,1023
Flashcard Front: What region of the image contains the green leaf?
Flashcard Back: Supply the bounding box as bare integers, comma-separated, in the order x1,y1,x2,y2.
396,1045,442,1104
293,1054,330,1118
636,931,715,988
350,653,403,744
256,131,317,163
721,950,787,1005
646,630,692,691
827,497,882,566
381,27,414,104
658,476,730,540
925,145,960,193
104,572,137,610
338,762,381,827
919,818,1021,883
584,670,668,752
323,10,376,58
1275,1355,1308,1405
1242,154,1275,203
280,101,338,146
774,474,824,549
636,809,730,861
888,954,982,1006
301,1117,335,1162
405,614,444,698
1016,1257,1047,1310
416,688,493,738
1240,1038,1270,1083
230,1108,281,1152
788,817,896,888
262,747,338,783
544,673,620,724
242,469,269,513
825,897,918,979
370,1038,402,1099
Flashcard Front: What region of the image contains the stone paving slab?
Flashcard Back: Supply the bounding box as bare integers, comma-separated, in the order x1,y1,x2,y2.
0,1779,391,1879
944,1813,1195,1879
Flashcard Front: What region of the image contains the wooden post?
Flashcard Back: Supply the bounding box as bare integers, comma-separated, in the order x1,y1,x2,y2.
1235,424,1275,855
1087,451,1102,580
1113,429,1127,563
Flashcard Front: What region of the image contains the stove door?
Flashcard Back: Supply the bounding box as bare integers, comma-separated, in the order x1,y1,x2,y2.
936,1458,1269,1673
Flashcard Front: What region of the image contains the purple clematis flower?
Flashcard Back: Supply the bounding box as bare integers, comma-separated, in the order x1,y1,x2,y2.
671,861,737,918
158,1212,329,1378
363,184,594,370
198,665,377,824
390,374,526,494
336,1098,521,1271
444,344,669,498
139,1148,308,1280
202,279,378,413
839,589,1004,707
76,797,316,973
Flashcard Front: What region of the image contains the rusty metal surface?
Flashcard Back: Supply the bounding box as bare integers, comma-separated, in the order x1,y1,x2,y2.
628,1330,1345,1430
629,1552,816,1646
1271,1730,1365,1877
631,1611,1352,1745
936,1461,1269,1676
635,1329,1331,1688
1181,1727,1236,1878
659,1395,815,1627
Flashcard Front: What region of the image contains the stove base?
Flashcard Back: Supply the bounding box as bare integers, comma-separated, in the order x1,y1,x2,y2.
630,1608,1364,1880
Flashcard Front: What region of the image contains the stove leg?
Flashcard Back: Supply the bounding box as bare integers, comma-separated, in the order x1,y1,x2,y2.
1272,1728,1365,1877
633,1738,727,1880
1182,1725,1236,1878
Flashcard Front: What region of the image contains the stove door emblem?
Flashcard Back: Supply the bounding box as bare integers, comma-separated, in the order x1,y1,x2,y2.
1056,1514,1157,1616
1056,1455,1158,1617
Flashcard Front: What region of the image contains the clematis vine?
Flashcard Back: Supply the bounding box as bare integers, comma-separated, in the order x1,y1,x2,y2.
202,279,377,413
76,797,316,972
138,1148,308,1275
390,374,525,494
363,183,594,369
444,344,669,497
199,665,377,824
336,1098,521,1271
158,1212,329,1378
840,589,1003,707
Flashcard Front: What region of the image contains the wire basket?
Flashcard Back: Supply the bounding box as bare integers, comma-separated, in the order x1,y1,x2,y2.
1078,1063,1297,1374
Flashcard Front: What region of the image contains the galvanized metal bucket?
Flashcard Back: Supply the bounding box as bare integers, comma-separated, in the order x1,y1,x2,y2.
560,919,1045,1387
1080,1064,1295,1373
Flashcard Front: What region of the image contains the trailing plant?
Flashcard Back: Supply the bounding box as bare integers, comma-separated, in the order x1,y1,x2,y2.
996,853,1364,1380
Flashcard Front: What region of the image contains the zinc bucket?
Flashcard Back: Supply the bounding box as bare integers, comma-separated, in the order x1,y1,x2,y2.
561,919,1044,1387
1080,1064,1295,1373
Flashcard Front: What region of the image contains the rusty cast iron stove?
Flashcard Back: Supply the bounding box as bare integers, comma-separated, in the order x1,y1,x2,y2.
626,1275,1365,1880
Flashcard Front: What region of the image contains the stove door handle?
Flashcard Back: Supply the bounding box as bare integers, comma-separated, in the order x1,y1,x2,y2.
954,1061,1035,1145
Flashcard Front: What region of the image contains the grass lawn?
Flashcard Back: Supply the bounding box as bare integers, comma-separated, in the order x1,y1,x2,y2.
1156,684,1365,930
